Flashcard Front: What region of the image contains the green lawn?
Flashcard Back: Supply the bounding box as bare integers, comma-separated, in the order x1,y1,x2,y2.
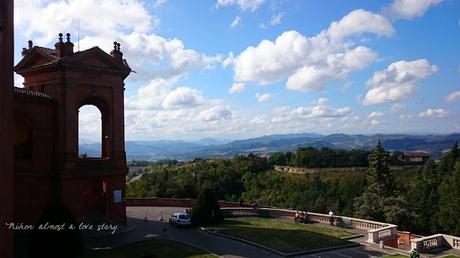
208,217,355,253
80,239,216,258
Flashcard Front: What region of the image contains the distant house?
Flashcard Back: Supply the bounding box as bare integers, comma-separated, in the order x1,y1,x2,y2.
398,151,430,164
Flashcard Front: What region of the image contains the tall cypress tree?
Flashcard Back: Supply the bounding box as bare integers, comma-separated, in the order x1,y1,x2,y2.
355,141,407,225
366,140,396,197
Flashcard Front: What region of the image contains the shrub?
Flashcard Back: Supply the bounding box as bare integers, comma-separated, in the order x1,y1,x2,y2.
191,187,223,226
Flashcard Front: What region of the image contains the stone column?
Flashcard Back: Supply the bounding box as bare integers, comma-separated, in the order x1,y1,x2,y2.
0,0,15,257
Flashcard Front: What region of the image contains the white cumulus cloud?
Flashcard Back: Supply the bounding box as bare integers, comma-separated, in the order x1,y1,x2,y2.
418,108,448,118
390,103,405,113
446,91,460,102
316,97,329,105
228,82,246,94
384,0,442,20
255,93,273,103
15,0,222,81
367,111,384,119
126,79,204,110
367,111,384,125
162,87,204,109
326,9,395,40
400,114,414,120
126,78,172,110
231,9,392,92
198,106,232,122
216,0,266,12
272,101,352,123
362,59,438,105
154,0,166,7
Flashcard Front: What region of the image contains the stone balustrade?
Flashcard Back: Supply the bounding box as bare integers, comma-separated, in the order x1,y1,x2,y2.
307,212,390,231
411,234,460,253
221,207,398,245
368,225,398,244
410,234,444,253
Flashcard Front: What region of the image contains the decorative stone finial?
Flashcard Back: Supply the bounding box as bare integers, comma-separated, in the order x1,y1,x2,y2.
28,40,33,49
66,33,71,42
110,40,124,62
58,33,63,42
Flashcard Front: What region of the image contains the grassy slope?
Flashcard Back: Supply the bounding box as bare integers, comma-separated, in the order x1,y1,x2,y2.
81,239,216,258
211,217,354,253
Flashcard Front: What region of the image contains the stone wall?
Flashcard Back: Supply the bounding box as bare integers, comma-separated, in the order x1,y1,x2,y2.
126,197,243,208
274,165,367,174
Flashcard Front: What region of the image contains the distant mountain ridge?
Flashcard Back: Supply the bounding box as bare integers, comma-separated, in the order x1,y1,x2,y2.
78,133,460,161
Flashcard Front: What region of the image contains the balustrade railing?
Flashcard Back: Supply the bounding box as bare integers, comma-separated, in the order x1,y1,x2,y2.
220,207,398,245
410,234,444,253
410,234,460,253
368,225,398,244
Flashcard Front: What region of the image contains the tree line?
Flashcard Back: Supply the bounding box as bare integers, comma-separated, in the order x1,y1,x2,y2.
268,148,370,167
268,147,409,168
126,143,460,236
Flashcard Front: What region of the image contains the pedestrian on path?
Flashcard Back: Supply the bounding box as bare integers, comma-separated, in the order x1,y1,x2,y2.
328,209,334,225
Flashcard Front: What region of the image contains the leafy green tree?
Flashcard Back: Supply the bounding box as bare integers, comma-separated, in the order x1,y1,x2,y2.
269,152,286,165
405,176,438,234
436,161,460,235
191,187,223,226
354,185,384,221
438,141,459,175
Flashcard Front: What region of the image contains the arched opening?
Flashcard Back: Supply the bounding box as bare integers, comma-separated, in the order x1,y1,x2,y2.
78,105,104,158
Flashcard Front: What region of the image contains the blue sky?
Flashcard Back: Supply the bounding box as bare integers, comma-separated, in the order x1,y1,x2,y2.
13,0,460,140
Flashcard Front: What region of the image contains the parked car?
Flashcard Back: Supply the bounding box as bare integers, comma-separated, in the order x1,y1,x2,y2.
168,212,191,227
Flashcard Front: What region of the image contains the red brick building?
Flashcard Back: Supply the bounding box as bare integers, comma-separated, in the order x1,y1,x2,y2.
1,0,15,256
11,34,131,226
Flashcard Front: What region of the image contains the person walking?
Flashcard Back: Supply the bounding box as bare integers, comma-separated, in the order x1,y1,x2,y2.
328,209,334,225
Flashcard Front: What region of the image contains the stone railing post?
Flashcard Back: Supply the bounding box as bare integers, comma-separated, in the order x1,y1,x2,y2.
410,234,444,253
367,225,398,244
